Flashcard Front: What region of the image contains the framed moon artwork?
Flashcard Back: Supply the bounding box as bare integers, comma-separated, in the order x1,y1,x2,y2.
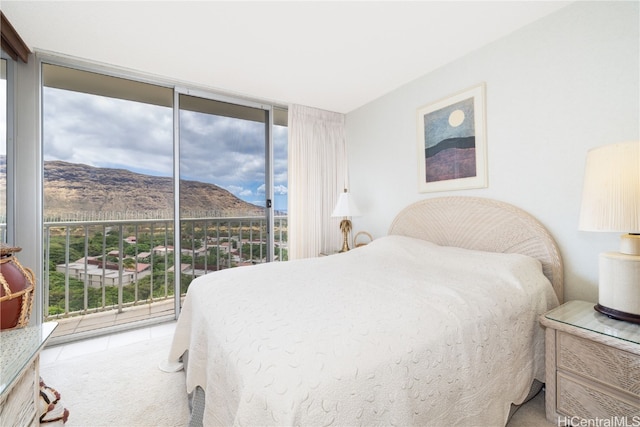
416,83,487,193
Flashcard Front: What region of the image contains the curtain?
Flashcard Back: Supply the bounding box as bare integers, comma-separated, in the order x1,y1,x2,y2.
288,105,347,260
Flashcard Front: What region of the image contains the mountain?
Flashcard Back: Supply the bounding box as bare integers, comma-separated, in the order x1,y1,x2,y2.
43,160,264,220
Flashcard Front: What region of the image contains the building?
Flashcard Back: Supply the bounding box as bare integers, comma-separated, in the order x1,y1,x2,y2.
56,257,151,288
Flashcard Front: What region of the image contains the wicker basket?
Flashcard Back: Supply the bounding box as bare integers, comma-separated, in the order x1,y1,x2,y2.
353,231,373,248
0,245,35,329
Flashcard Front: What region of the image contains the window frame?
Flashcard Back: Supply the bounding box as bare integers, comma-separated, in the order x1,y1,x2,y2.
2,52,16,245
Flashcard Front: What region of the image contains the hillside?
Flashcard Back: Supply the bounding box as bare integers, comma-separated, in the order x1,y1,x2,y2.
43,160,264,220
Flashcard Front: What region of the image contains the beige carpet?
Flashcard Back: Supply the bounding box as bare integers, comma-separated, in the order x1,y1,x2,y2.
509,390,555,427
40,332,552,427
40,335,189,427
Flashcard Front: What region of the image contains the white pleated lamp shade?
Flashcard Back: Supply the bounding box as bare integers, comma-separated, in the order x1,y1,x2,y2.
579,141,640,233
332,191,361,217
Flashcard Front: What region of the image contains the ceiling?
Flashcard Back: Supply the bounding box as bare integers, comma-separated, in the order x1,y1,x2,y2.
2,1,571,113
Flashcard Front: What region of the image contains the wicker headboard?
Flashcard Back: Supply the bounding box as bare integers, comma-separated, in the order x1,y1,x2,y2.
388,197,564,303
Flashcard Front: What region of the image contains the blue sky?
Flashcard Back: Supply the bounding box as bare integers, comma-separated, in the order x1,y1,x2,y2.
43,87,288,212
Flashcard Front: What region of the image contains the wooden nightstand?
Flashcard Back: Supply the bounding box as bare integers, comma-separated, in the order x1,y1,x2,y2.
539,301,640,425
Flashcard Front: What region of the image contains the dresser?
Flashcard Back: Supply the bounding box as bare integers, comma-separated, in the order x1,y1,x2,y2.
540,301,639,425
0,322,57,426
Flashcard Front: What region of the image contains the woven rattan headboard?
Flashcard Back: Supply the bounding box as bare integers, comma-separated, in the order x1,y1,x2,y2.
388,197,564,303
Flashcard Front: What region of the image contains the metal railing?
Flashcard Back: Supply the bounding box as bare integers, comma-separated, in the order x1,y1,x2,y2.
42,215,287,326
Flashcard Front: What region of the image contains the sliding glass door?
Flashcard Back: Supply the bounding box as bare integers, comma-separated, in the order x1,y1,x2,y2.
177,93,270,292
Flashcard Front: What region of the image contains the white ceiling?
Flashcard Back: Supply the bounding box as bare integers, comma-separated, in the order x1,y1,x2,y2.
2,1,571,113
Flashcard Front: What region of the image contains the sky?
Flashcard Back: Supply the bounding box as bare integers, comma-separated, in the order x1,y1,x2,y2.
42,87,288,212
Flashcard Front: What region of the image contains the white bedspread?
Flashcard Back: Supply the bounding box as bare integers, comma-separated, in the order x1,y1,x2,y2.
167,235,558,426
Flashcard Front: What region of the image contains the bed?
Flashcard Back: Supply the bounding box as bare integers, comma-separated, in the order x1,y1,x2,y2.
163,196,563,426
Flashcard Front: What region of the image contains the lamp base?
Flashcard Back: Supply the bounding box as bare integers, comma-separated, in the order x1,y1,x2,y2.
594,304,640,324
597,251,639,324
339,219,352,252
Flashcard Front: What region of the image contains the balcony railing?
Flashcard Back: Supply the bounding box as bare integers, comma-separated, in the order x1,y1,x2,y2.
40,215,287,341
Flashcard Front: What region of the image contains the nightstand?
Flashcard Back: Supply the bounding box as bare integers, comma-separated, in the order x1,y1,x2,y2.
539,301,639,425
0,322,58,426
319,251,340,256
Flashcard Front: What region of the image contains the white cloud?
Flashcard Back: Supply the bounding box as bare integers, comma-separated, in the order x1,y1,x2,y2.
43,87,173,176
274,184,288,195
254,183,287,196
43,87,288,208
226,185,244,194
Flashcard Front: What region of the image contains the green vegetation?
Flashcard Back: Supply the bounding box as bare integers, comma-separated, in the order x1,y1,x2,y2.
46,270,186,315
44,220,287,316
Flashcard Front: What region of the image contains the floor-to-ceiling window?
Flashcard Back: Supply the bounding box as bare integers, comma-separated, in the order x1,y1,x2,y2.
2,19,23,245
41,61,287,341
1,57,7,244
1,55,13,245
272,107,289,255
42,63,175,335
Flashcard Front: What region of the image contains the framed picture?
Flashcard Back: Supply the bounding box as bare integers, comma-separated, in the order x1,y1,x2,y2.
416,83,487,193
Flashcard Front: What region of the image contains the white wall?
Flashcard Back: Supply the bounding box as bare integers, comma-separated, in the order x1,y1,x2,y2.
345,1,639,303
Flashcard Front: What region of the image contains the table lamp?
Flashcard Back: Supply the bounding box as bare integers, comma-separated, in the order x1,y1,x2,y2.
579,141,640,323
332,189,361,252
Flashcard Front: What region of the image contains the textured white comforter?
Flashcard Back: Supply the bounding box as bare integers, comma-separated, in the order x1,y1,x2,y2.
167,235,558,426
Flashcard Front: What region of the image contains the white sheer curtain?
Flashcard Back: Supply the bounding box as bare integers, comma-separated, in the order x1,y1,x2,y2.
288,105,347,260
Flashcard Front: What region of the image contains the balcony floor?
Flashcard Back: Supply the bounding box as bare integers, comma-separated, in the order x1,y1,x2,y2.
48,298,176,344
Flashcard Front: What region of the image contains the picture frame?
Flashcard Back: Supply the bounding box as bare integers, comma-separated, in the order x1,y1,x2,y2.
416,83,487,193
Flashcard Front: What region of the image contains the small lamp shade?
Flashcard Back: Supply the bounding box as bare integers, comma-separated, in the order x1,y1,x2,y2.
332,191,361,218
579,141,640,233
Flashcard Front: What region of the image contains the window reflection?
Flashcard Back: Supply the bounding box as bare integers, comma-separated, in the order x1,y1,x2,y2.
1,58,7,243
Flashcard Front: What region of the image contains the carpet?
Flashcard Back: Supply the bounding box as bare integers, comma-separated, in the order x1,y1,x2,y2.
40,335,189,427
